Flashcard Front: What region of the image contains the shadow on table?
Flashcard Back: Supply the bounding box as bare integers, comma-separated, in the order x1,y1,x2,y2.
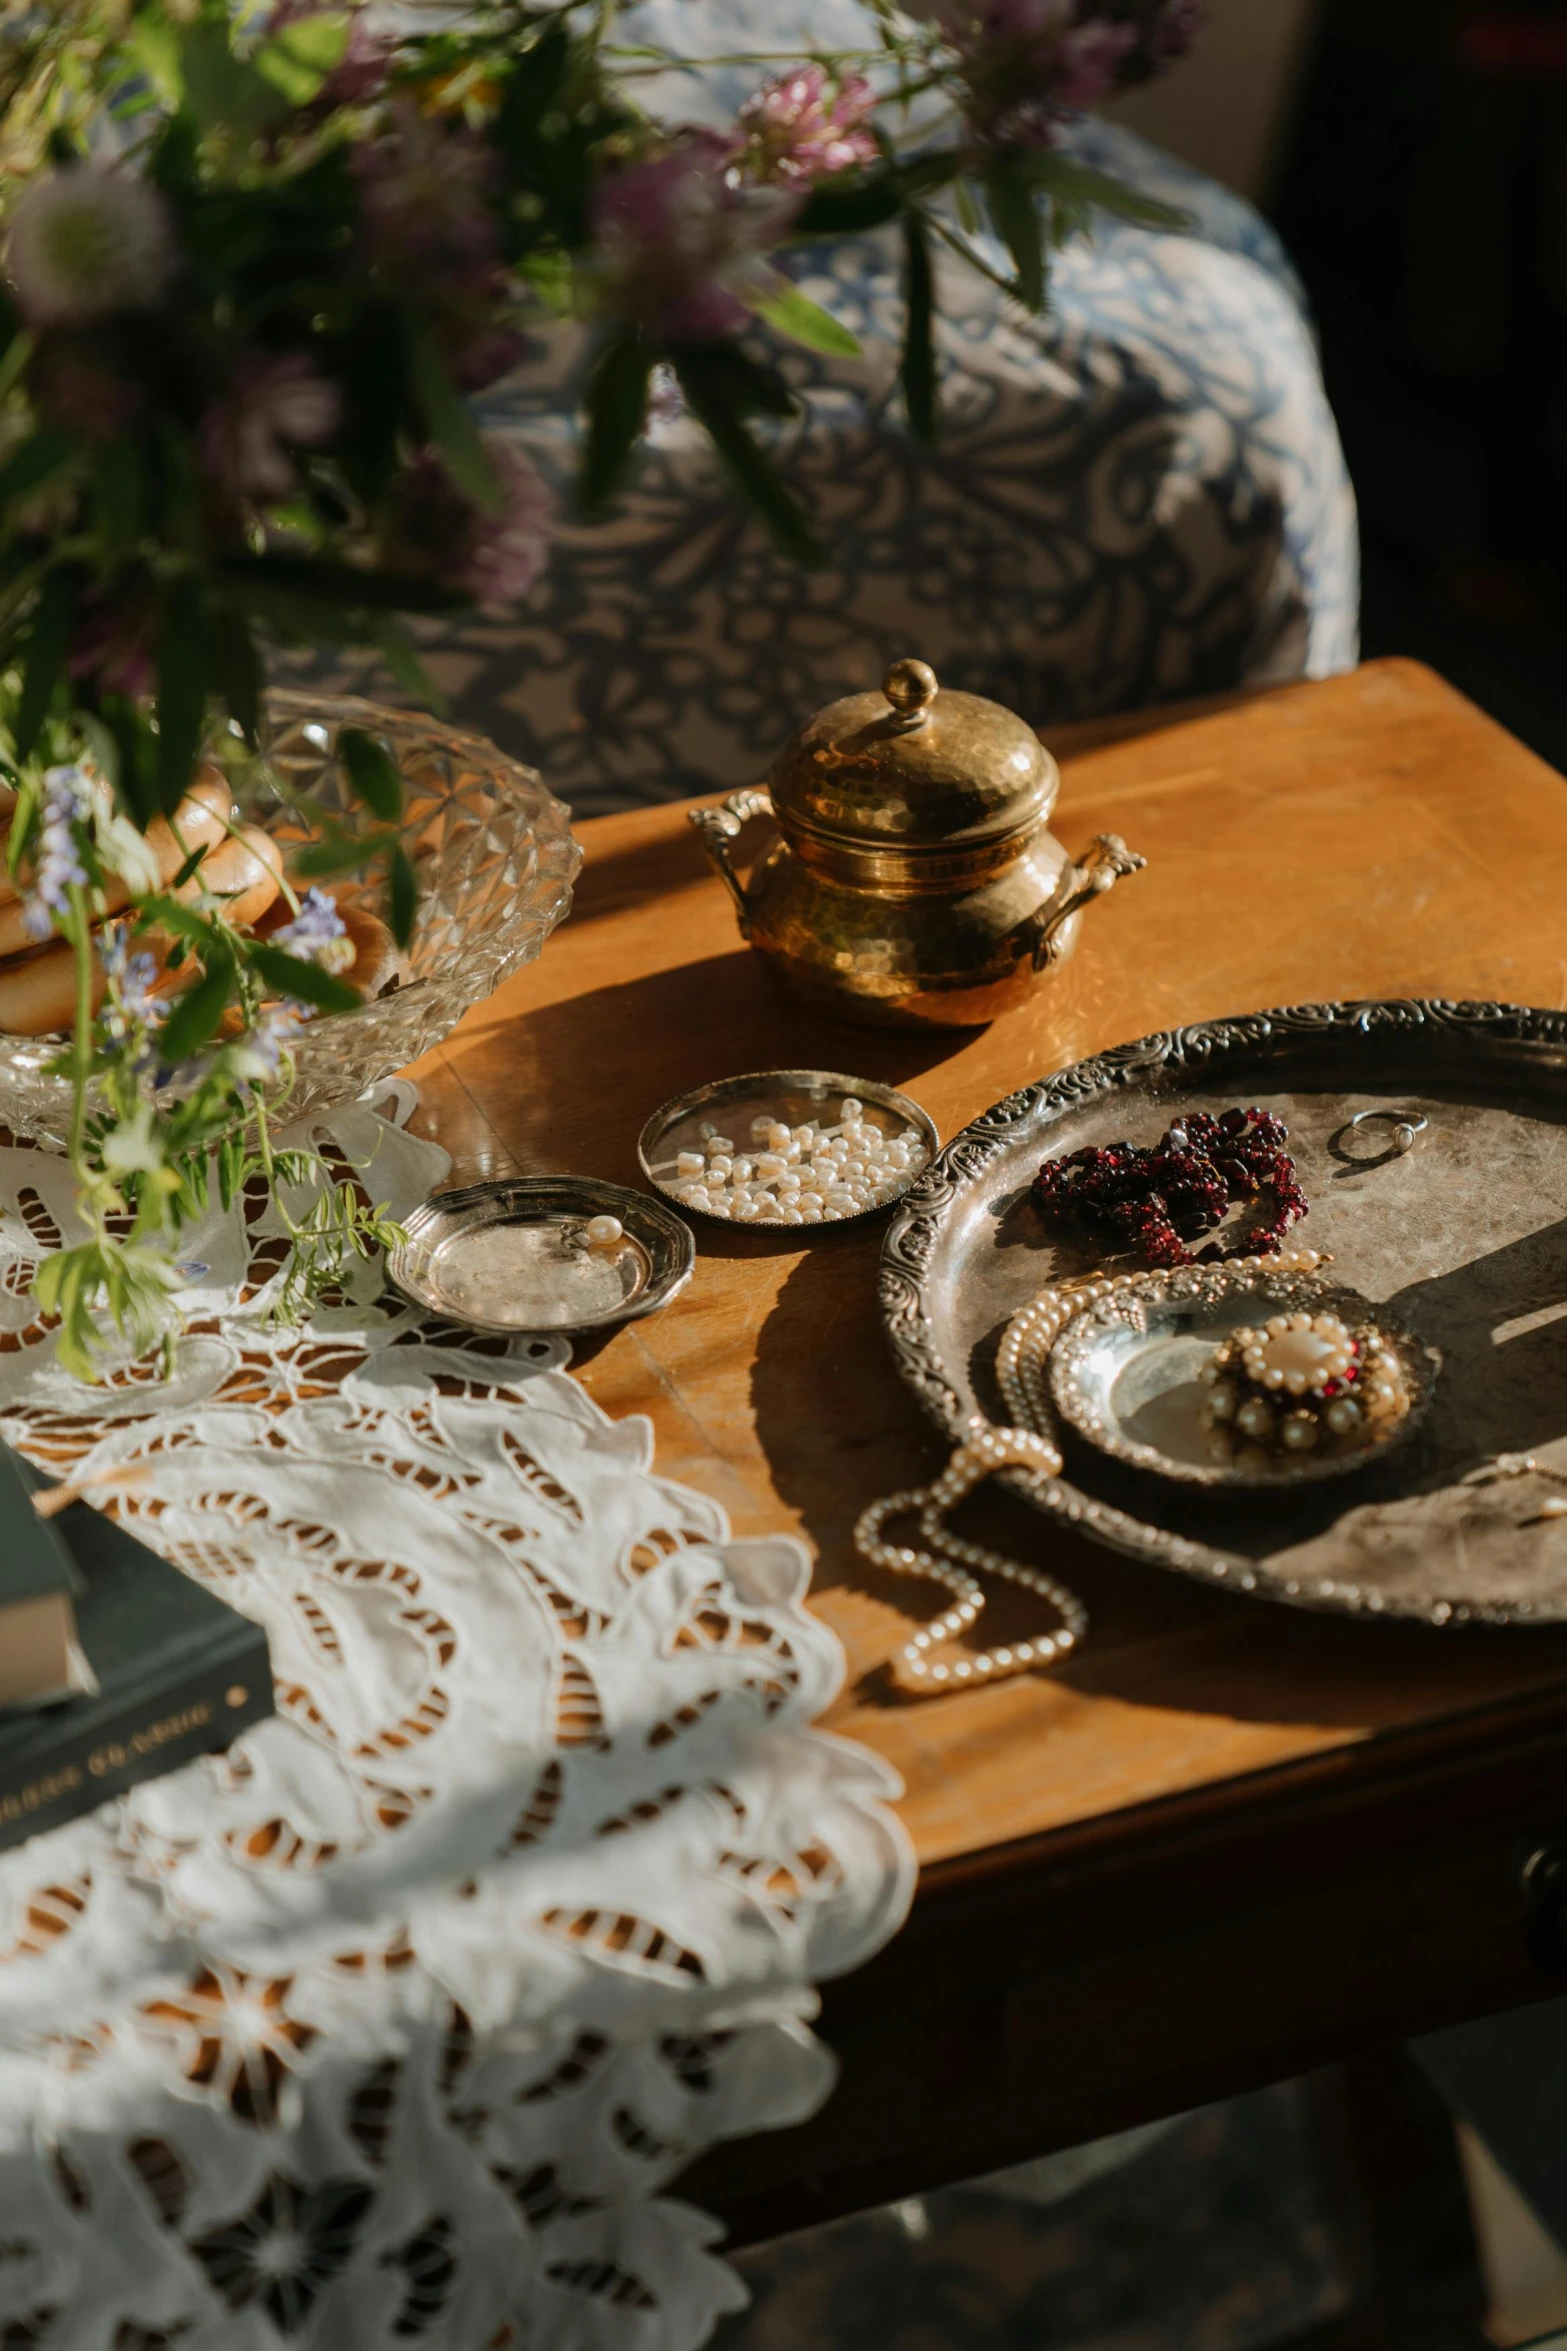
441,949,971,1192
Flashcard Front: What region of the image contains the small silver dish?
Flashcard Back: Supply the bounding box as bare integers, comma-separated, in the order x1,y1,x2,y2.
1047,1265,1439,1490
388,1177,694,1336
637,1069,939,1231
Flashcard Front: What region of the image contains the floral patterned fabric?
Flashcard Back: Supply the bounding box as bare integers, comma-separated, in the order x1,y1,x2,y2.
309,13,1358,818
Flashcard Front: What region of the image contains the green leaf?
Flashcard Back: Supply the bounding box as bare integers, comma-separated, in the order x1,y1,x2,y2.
155,579,209,817
220,552,466,616
14,571,71,760
209,605,262,746
0,431,73,518
158,959,233,1067
580,334,653,513
671,350,823,569
407,326,500,514
985,153,1045,311
253,12,349,105
900,214,938,447
388,844,417,949
372,616,448,713
667,339,794,420
247,943,362,1015
793,173,902,237
752,276,861,359
293,827,398,880
1024,151,1188,231
178,20,292,133
337,725,402,822
128,14,185,108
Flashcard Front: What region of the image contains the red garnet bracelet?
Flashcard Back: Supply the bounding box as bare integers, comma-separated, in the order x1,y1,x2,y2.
1031,1107,1308,1269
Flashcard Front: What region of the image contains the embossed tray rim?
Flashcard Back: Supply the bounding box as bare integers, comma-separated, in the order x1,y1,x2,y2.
878,998,1567,1627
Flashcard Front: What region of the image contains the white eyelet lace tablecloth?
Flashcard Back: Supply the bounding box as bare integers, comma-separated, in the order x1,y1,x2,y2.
0,1092,914,2351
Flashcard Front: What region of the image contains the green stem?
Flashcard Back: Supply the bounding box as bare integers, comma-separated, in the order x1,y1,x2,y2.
65,883,93,1177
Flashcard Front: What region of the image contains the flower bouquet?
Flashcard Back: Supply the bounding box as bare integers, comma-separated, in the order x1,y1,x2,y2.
0,0,1198,1374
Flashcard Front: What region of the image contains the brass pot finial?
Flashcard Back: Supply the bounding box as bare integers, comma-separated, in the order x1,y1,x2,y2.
882,658,938,728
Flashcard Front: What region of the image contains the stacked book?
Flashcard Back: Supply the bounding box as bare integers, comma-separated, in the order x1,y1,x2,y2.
0,1440,272,1849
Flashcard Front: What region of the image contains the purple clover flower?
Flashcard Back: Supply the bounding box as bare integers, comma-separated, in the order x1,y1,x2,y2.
243,999,310,1080
199,353,340,505
353,100,501,301
591,131,800,340
22,766,92,943
736,66,880,184
941,0,1196,142
382,440,555,611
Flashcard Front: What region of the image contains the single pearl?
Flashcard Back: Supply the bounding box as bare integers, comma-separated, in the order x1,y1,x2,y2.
1237,1397,1274,1440
750,1116,773,1141
755,1152,786,1179
731,1157,754,1183
708,1156,733,1182
1208,1381,1238,1422
708,1200,732,1219
765,1122,792,1150
1325,1397,1362,1435
685,1184,711,1207
584,1214,623,1246
781,1207,804,1225
1365,1379,1398,1411
699,1122,716,1140
1282,1411,1319,1451
841,1098,863,1123
676,1151,704,1178
799,1190,825,1211
792,1125,814,1147
775,1170,801,1195
802,1207,824,1223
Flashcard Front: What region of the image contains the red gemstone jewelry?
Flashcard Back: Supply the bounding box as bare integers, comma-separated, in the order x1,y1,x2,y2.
1031,1107,1308,1269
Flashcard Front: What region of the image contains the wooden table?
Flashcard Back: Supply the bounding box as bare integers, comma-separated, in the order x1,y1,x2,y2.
407,659,1567,2242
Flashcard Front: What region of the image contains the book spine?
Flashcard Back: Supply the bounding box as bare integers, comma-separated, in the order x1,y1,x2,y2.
0,1624,273,1853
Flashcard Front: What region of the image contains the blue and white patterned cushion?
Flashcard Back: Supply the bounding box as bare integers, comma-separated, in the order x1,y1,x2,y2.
318,27,1359,818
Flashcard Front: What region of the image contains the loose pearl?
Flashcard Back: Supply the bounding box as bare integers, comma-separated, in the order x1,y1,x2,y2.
755,1152,786,1179
709,1134,734,1154
708,1156,732,1182
799,1191,825,1211
765,1123,791,1151
676,1151,704,1178
841,1098,863,1123
775,1170,801,1195
792,1125,814,1147
781,1207,804,1225
750,1116,773,1141
731,1157,753,1183
584,1214,623,1246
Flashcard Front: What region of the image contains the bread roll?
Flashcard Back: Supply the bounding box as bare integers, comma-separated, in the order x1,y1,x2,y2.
0,937,109,1037
0,769,231,951
172,825,283,931
336,904,405,1001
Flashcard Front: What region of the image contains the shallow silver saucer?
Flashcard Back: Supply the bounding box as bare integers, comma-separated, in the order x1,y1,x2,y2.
1047,1266,1440,1491
637,1069,939,1231
388,1177,694,1335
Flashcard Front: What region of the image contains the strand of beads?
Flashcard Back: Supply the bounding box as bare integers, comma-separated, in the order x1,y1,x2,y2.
655,1095,929,1224
854,1426,1085,1693
855,1247,1328,1699
1032,1107,1308,1268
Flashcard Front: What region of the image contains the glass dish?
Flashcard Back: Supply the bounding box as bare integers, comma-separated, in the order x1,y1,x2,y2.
0,691,581,1147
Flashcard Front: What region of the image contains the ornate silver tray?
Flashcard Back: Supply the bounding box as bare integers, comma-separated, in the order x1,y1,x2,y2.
879,1000,1567,1626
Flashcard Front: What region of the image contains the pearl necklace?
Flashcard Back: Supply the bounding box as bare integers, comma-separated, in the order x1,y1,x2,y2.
858,1246,1325,1696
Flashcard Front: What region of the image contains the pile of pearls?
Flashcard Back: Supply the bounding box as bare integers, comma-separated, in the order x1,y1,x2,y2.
655,1096,928,1224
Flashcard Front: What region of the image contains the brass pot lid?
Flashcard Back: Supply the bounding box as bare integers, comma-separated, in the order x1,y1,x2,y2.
766,658,1058,850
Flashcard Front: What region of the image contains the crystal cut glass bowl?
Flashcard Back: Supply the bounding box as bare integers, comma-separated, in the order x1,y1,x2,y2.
0,692,580,1147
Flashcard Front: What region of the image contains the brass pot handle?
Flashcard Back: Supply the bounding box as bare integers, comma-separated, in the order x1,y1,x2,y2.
1030,833,1146,973
689,785,775,940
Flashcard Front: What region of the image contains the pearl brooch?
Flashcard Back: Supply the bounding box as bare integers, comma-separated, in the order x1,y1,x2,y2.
1201,1302,1411,1462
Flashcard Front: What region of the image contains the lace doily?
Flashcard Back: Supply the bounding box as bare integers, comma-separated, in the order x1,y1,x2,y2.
0,1092,914,2350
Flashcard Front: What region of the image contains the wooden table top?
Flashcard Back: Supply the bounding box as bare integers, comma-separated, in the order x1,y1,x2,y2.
407,658,1567,2234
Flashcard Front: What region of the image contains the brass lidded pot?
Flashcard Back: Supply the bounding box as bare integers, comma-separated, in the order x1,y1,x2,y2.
690,658,1144,1029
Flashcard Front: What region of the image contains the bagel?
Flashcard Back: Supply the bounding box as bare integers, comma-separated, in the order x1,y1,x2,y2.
0,769,231,949
0,936,109,1036
172,824,284,932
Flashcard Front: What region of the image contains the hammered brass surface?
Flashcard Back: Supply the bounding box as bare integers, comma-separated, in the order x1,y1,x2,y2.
691,658,1140,1029
767,656,1059,847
